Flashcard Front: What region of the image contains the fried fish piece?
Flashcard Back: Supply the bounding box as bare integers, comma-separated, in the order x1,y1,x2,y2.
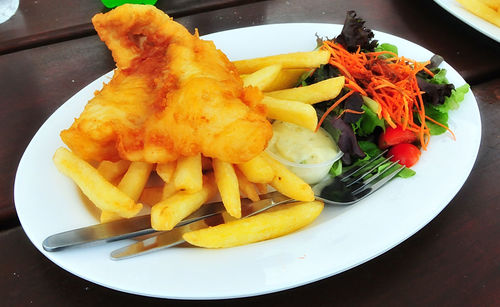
61,4,272,164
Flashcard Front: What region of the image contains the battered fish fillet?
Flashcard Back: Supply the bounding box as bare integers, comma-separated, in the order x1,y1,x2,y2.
61,4,272,164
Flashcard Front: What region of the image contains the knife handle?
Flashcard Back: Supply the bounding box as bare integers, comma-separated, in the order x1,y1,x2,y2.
42,215,155,252
42,201,227,251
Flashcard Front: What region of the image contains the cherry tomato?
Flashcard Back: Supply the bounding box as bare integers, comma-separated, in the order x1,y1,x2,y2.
387,143,421,167
378,126,418,149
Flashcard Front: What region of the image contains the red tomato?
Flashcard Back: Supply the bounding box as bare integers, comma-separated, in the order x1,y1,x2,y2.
388,143,421,167
378,126,418,149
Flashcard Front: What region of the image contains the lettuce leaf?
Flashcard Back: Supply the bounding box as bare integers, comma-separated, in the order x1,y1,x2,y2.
321,114,366,165
425,105,449,135
335,11,378,52
428,68,449,84
342,92,364,124
374,43,398,58
433,83,470,113
352,104,385,137
424,84,469,135
417,77,455,105
329,159,343,177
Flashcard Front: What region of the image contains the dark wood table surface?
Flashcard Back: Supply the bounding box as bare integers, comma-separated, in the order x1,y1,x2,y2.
1,0,499,305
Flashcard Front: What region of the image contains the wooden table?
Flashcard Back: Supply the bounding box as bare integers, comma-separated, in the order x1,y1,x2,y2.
1,0,499,305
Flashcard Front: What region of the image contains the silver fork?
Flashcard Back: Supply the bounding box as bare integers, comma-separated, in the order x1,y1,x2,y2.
312,149,405,205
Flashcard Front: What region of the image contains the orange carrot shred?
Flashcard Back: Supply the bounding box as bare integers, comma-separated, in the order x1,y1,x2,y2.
315,90,355,132
320,41,453,150
337,109,365,119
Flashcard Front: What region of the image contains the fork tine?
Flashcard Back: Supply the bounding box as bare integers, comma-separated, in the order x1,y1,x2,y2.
351,162,405,196
345,155,394,188
340,149,389,182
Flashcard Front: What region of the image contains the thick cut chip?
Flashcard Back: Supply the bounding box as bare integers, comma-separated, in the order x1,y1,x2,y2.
151,176,217,231
53,147,142,218
242,64,282,91
261,96,318,131
261,152,315,201
97,160,131,182
264,68,310,92
100,161,152,222
457,0,500,26
183,201,324,248
117,161,153,202
265,76,345,104
236,153,274,184
173,154,203,193
235,168,260,202
156,161,176,183
213,158,241,218
233,50,330,74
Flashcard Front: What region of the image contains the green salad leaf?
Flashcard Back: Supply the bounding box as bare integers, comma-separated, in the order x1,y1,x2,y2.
424,83,470,135
329,159,343,177
433,84,470,113
428,68,449,84
374,43,398,58
352,105,385,137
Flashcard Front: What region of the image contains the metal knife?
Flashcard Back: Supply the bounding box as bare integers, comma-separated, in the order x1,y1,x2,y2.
110,191,293,260
43,198,242,252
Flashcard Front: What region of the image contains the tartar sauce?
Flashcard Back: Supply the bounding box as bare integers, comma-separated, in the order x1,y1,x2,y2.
266,121,341,184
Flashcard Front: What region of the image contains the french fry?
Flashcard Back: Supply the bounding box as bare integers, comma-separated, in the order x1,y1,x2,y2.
236,153,274,183
156,161,176,183
241,64,282,90
213,158,241,218
261,152,315,202
265,76,345,104
97,160,131,221
161,181,177,200
183,201,324,248
235,168,260,202
261,96,318,131
117,161,153,202
233,50,330,74
97,160,131,182
457,0,500,26
99,161,152,222
53,147,142,218
173,153,203,193
255,182,268,194
100,210,122,223
264,68,310,92
151,176,217,231
479,0,500,10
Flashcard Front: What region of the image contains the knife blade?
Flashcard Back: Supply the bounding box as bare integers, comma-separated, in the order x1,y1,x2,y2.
42,198,239,252
110,191,292,260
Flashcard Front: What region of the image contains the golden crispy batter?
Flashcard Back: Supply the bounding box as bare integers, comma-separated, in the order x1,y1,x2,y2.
61,4,272,163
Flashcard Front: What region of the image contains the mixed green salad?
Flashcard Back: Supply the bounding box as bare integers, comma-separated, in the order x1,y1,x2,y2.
298,11,470,178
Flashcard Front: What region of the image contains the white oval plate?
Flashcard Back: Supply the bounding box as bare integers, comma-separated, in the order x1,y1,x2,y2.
14,24,481,299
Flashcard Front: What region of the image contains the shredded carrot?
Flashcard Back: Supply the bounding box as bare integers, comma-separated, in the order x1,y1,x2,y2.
345,79,367,96
425,115,456,140
337,109,365,119
320,41,450,150
316,90,355,131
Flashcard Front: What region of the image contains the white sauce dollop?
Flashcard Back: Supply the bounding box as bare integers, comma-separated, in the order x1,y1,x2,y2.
266,121,341,184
